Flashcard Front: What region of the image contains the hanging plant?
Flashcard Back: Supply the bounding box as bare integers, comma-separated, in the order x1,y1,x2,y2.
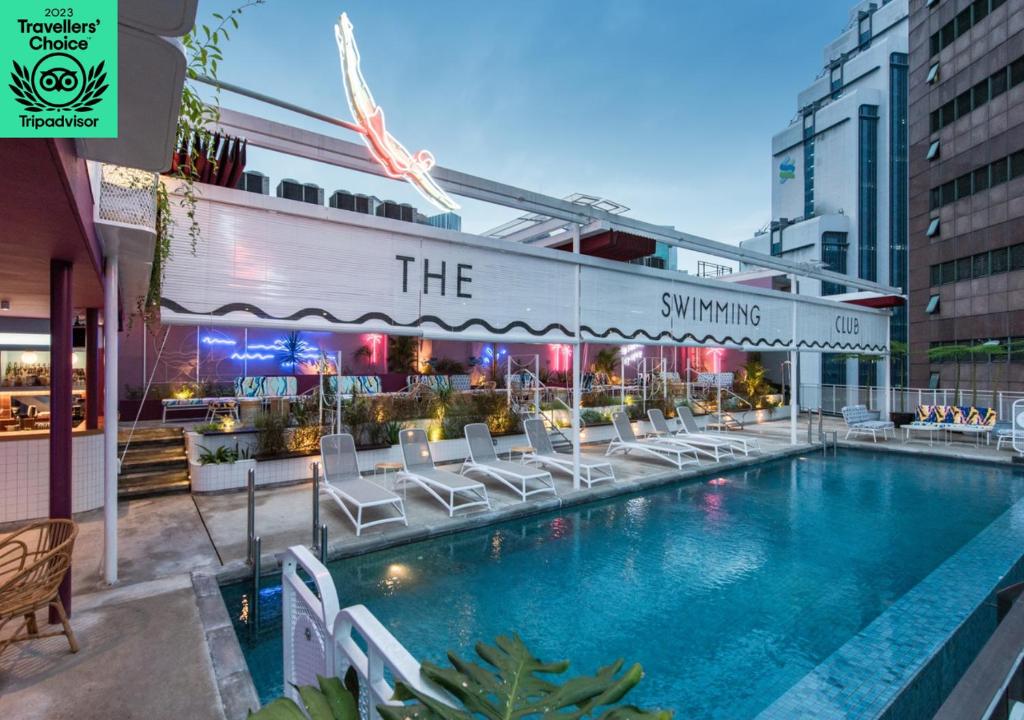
143,1,265,327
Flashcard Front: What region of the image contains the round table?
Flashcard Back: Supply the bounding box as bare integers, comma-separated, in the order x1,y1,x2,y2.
374,461,403,489
508,445,534,462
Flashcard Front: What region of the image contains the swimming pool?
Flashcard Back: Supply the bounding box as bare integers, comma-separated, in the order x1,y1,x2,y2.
222,450,1024,718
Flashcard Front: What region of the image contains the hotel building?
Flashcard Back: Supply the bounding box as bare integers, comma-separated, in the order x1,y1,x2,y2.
741,0,910,394
908,0,1024,391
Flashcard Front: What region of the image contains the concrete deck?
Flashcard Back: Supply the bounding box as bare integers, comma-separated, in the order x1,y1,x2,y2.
2,416,1019,719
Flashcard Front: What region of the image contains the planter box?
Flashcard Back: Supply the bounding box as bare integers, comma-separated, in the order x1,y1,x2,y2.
190,458,257,493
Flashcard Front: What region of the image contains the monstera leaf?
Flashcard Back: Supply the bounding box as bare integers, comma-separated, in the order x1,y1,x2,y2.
377,634,672,720
249,675,357,720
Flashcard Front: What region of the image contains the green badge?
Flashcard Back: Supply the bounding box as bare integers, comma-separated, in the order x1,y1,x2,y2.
0,1,117,138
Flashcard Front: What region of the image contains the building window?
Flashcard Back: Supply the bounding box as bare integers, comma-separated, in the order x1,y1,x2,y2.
822,354,847,386
927,217,940,237
889,52,908,381
991,247,1009,274
925,294,940,314
858,105,879,282
830,65,843,96
940,260,956,284
928,372,940,390
956,256,972,281
927,146,1024,209
1011,243,1024,270
803,114,815,218
927,63,940,84
929,54,1023,131
973,252,990,278
821,232,848,296
858,13,871,46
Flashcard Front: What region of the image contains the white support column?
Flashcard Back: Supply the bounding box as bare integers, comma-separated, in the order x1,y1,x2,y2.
789,274,799,446
335,351,343,434
103,254,118,585
571,224,581,491
881,313,892,421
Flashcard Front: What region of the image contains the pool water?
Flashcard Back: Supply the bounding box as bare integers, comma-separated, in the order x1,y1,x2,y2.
223,450,1024,718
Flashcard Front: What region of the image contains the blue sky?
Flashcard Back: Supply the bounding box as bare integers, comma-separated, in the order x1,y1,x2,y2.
201,0,854,267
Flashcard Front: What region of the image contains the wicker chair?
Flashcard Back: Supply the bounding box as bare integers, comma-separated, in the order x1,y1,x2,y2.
0,519,79,657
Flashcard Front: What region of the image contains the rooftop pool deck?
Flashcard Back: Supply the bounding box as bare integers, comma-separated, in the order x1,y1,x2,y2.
221,448,1024,719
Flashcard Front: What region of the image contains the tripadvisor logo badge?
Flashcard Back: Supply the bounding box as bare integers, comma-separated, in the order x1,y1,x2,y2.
0,1,117,138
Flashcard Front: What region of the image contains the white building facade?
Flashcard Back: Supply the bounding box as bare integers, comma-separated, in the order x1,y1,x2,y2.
742,0,909,401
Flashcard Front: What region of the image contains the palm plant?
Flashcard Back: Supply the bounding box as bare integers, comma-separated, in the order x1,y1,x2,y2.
278,331,304,371
592,348,620,377
388,336,419,374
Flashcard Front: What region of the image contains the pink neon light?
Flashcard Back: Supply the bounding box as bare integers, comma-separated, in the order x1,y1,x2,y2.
335,14,459,212
364,333,384,364
548,344,572,372
704,347,725,374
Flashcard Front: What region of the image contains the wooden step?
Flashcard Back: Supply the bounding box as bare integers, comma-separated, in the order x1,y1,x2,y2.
117,426,184,445
118,468,190,498
119,445,188,474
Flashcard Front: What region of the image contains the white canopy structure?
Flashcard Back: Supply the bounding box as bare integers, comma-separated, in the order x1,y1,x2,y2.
160,77,900,482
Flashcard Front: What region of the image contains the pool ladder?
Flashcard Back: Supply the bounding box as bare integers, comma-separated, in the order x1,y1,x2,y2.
807,408,838,456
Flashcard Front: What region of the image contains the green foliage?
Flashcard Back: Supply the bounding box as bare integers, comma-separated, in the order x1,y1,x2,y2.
146,1,264,324
249,676,357,720
430,358,467,375
592,348,620,376
342,393,375,445
379,634,671,720
380,420,404,446
194,421,223,434
388,336,419,374
737,359,771,408
198,444,237,464
254,411,289,458
580,409,609,426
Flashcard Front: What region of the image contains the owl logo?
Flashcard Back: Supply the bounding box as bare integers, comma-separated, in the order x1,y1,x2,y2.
10,52,108,112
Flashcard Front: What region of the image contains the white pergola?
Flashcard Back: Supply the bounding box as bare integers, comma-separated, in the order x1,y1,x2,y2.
163,81,902,488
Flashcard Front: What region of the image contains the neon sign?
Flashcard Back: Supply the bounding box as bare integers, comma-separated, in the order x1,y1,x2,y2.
334,13,460,212
363,333,384,364
201,336,236,346
621,344,643,366
548,344,572,372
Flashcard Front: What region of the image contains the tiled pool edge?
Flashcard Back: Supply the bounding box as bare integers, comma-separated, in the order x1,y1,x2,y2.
192,569,260,720
757,494,1024,720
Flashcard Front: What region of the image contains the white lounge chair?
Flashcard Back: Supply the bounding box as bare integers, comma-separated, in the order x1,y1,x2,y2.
647,409,734,461
462,423,557,501
521,418,615,487
607,411,701,469
841,404,895,442
397,429,491,517
319,434,407,536
675,404,762,455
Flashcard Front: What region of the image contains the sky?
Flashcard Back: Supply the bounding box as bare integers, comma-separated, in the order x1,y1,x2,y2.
199,0,856,270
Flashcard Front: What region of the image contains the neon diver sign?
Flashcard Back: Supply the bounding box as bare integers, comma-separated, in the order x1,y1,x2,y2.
334,13,460,212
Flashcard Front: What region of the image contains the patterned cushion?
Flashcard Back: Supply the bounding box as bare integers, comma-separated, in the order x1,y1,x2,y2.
407,375,452,391
327,376,381,395
916,405,936,423
234,376,298,398
449,374,471,391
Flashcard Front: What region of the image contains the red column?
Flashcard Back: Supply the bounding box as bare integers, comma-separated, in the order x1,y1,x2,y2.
85,308,99,430
50,259,73,617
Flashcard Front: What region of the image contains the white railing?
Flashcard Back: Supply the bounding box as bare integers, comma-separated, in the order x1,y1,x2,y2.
282,546,453,719
94,163,158,228
800,384,1024,419
1014,399,1024,455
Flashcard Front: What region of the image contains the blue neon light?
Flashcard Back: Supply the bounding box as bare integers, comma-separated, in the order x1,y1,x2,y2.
201,336,237,346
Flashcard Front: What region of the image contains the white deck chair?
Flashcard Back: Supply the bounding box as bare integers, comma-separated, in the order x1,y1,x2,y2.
462,423,557,501
675,404,762,455
647,409,734,461
319,434,407,536
522,418,615,487
607,412,701,469
397,429,491,517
